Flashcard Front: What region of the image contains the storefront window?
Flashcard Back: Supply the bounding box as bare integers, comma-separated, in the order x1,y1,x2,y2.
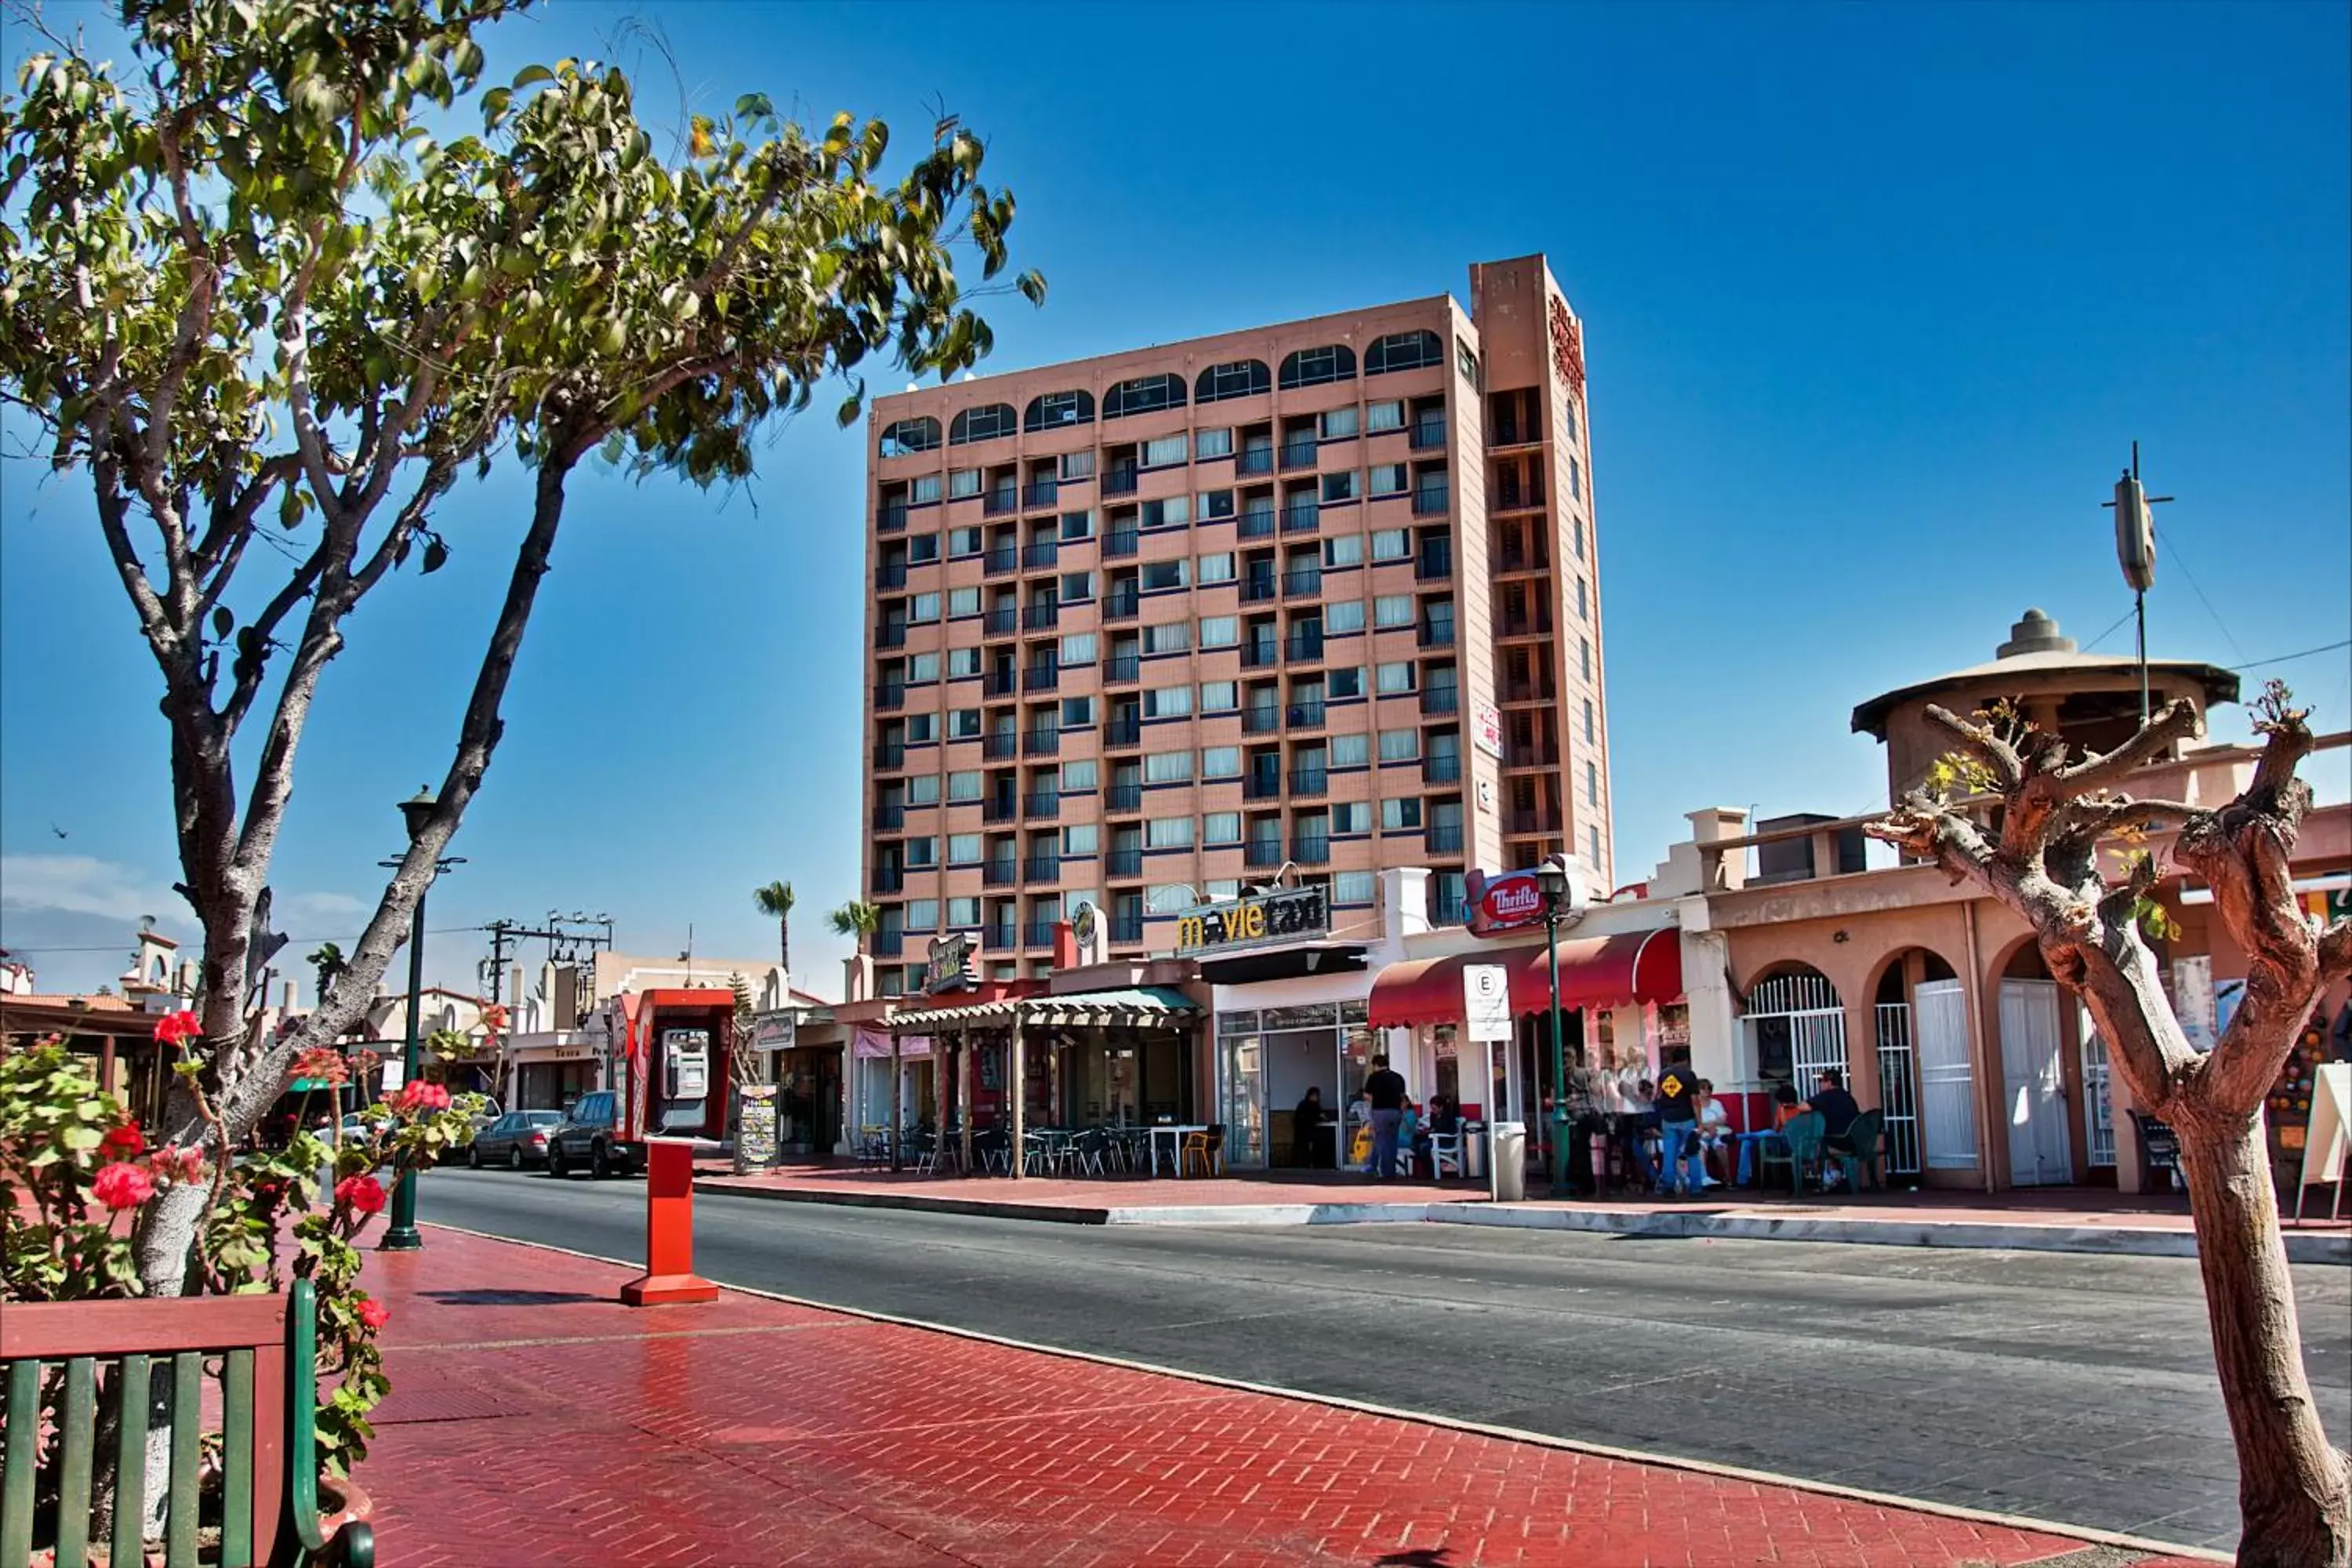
1218,1000,1369,1170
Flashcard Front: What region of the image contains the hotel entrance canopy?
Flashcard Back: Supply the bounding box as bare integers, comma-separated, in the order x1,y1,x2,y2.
1367,930,1682,1029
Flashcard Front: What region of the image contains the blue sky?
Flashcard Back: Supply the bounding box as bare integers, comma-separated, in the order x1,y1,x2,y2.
4,0,2347,999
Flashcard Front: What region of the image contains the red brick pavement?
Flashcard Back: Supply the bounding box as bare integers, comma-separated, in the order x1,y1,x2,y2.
354,1225,2204,1567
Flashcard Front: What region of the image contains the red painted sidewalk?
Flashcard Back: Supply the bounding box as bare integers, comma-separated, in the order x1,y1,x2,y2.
351,1225,2210,1566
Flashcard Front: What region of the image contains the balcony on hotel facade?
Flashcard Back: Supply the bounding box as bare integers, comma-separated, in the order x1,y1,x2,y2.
1426,825,1466,856
1422,753,1462,785
1106,847,1144,877
982,858,1018,887
1024,790,1059,819
1290,835,1331,866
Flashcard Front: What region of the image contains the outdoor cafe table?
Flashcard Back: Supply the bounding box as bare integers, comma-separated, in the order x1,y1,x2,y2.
1024,1127,1076,1174
1149,1123,1210,1178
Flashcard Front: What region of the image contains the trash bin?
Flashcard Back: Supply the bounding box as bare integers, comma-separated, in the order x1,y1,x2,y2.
1462,1121,1486,1181
1489,1120,1526,1203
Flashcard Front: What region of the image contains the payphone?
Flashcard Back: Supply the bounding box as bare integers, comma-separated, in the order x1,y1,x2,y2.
657,1026,712,1134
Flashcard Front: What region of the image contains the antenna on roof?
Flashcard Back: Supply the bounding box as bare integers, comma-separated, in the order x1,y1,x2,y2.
2101,441,2174,723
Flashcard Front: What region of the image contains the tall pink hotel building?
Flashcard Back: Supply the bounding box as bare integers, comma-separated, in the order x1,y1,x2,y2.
860,254,1610,994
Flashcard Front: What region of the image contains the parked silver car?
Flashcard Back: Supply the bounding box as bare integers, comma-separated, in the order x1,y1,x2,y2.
467,1109,564,1170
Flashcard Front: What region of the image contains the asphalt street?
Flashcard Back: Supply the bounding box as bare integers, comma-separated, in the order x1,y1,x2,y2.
416,1167,2352,1551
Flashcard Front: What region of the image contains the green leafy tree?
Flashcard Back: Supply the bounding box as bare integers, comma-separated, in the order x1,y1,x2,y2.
1872,682,2352,1568
0,0,1040,1301
753,879,794,976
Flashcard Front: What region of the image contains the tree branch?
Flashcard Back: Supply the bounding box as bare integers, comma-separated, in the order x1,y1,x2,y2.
2053,698,2203,794
1919,703,2025,791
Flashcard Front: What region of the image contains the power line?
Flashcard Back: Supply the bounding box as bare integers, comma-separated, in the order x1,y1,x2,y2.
2230,638,2351,673
0,925,492,955
2080,604,2140,654
2152,523,2246,661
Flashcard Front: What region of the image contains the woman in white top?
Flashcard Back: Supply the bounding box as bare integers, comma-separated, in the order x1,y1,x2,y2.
1693,1078,1730,1188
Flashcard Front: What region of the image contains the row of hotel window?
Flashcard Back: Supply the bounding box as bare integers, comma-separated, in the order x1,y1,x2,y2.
880,630,1595,691
884,873,1390,940
882,666,1448,736
887,523,1506,575
881,742,1450,797
885,569,1586,626
876,332,1479,456
884,798,1452,862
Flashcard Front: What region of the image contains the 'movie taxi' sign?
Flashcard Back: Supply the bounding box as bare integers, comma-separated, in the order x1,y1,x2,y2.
1175,885,1329,956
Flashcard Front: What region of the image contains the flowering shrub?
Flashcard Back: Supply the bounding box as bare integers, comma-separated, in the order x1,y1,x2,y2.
0,1023,484,1481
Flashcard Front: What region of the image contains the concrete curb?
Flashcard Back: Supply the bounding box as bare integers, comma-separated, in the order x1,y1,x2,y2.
419,1219,2233,1566
694,1178,2352,1263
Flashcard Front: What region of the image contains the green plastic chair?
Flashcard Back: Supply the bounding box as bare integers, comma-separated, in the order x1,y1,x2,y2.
1759,1110,1825,1196
1830,1109,1886,1192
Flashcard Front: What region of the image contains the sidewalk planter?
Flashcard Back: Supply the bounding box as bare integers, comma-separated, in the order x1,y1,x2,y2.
0,1280,375,1568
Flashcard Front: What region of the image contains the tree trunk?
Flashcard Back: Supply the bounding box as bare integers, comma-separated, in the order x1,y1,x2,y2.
2176,1110,2352,1568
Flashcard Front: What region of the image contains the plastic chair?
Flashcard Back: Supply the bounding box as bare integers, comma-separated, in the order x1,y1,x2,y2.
1428,1131,1465,1178
1759,1111,1825,1196
1181,1123,1225,1178
1830,1109,1886,1192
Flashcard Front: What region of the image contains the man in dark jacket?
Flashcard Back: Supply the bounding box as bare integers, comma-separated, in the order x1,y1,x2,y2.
1809,1069,1861,1154
1363,1054,1408,1178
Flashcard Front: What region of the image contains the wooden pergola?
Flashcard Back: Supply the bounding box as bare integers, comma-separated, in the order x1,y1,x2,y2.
884,987,1200,1178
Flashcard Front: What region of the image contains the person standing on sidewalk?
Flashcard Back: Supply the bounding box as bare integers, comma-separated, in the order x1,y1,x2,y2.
1653,1062,1706,1196
1363,1055,1408,1179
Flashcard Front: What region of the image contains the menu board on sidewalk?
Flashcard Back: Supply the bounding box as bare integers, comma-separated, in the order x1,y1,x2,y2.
737,1087,778,1167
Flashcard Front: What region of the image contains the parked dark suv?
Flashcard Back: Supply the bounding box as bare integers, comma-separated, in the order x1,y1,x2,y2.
545,1091,642,1178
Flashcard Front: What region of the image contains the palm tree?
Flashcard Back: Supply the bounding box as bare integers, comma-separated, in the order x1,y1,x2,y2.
753,880,794,977
829,900,880,953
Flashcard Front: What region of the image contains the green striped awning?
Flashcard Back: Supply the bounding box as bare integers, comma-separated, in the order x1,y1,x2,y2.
889,985,1197,1034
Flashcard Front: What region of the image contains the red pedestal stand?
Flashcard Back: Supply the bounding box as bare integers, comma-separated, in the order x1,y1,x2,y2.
620,1138,719,1306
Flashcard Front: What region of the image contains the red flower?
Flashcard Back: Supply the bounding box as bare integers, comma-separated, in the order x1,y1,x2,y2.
152,1010,201,1048
100,1122,146,1159
292,1046,350,1087
355,1298,390,1332
395,1081,451,1113
91,1161,156,1210
335,1174,387,1215
147,1145,208,1185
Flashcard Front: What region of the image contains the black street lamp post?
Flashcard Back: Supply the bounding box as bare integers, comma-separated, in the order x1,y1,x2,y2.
1535,857,1572,1195
379,786,463,1253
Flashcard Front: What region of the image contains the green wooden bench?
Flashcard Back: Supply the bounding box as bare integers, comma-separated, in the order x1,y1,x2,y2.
1,1279,373,1568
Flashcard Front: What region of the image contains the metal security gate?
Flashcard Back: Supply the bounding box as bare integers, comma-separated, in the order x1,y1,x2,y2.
2078,1005,2116,1167
1742,970,1848,1097
1874,1002,1922,1178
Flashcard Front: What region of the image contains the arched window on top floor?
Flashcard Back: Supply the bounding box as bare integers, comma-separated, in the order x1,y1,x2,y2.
878,416,941,457
1195,358,1270,404
1102,372,1186,419
1365,330,1443,375
1279,343,1356,390
949,403,1018,445
1023,389,1094,432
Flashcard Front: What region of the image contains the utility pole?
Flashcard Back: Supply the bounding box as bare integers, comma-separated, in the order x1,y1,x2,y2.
2103,441,2172,723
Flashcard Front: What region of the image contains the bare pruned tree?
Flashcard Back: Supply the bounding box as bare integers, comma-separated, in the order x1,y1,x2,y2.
1870,682,2351,1568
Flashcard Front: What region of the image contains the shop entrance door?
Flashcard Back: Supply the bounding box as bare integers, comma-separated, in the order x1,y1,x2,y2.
1998,978,2073,1185
1914,979,1978,1170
